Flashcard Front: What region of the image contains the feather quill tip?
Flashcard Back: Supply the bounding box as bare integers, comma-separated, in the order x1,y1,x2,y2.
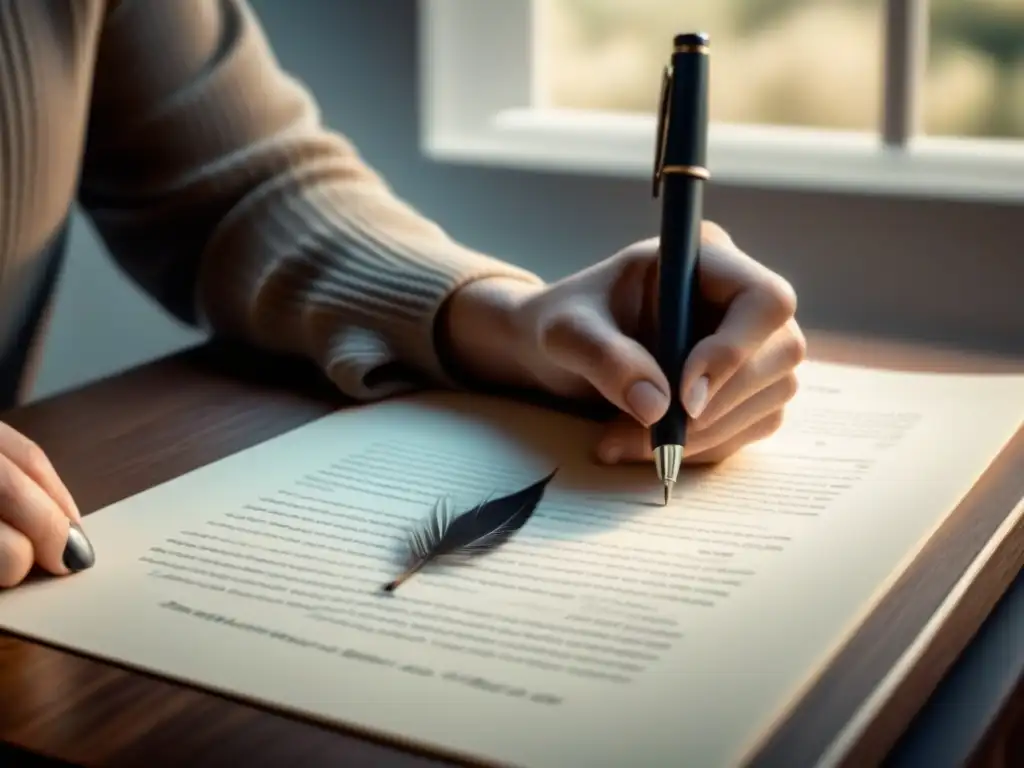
380,571,413,593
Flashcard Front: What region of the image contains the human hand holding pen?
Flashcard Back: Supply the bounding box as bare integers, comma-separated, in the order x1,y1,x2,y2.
441,221,805,465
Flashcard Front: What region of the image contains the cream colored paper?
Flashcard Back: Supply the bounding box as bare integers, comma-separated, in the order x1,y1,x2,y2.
0,361,1021,768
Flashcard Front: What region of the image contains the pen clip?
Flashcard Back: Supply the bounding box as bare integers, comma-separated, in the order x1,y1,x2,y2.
652,65,673,199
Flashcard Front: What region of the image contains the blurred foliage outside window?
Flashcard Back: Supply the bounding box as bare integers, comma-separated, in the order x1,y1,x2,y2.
538,0,1024,139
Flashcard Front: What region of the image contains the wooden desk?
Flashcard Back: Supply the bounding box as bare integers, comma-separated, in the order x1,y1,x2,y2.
0,333,1021,768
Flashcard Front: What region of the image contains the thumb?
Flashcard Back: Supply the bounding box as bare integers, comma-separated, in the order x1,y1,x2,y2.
540,305,671,426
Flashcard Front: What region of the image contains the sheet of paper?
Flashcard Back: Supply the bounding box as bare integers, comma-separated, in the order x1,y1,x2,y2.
0,361,1022,768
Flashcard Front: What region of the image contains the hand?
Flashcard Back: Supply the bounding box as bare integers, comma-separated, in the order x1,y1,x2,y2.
0,423,94,588
443,221,805,465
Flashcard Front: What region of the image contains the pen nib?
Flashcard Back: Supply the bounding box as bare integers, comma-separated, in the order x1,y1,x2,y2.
663,484,672,506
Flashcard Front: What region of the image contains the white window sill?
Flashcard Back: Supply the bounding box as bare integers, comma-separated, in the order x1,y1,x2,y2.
424,108,1024,205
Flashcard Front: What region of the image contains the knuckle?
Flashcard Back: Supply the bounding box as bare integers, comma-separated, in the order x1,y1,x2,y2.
542,308,609,364
783,322,808,367
761,410,786,436
779,372,801,403
760,275,799,326
21,440,52,478
540,308,582,350
701,220,731,245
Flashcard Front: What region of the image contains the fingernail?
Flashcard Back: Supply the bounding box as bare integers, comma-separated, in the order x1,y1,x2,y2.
625,380,670,426
684,376,710,419
63,522,95,573
599,441,622,464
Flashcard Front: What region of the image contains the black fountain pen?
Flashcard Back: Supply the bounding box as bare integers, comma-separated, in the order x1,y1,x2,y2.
651,32,711,506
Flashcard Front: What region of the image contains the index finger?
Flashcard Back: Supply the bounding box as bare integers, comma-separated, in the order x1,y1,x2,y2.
682,246,797,414
0,422,80,523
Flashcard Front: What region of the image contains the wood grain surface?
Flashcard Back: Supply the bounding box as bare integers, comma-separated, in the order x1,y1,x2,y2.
0,333,1020,767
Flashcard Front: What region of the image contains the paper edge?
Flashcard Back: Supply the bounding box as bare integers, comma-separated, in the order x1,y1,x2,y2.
817,494,1024,767
23,365,1024,766
735,418,1024,766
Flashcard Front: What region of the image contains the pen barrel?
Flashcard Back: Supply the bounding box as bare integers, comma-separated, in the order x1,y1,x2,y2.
650,32,710,452
651,175,703,450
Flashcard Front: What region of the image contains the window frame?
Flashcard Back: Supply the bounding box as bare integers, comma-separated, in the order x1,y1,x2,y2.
418,0,1024,203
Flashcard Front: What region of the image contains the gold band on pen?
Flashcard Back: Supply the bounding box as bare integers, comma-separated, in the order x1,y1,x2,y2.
660,164,711,181
673,44,709,55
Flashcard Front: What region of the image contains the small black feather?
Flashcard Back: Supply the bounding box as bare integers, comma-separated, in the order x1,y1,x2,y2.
382,469,557,592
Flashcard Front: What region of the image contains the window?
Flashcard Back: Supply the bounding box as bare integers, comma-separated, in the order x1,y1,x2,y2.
419,0,1024,201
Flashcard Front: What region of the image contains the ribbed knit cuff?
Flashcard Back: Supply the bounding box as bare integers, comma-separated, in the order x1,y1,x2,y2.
197,173,544,401
313,245,544,400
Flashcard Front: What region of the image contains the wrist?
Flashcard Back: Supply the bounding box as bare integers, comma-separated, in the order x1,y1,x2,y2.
438,276,545,389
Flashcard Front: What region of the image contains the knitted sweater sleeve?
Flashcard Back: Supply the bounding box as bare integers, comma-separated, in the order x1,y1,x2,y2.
79,0,543,399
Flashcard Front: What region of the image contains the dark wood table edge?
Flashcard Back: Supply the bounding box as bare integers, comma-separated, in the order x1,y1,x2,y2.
884,566,1024,767
844,491,1024,766
0,334,1020,768
0,742,77,767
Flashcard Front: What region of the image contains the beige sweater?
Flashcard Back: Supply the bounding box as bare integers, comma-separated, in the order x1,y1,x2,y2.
1,0,541,401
